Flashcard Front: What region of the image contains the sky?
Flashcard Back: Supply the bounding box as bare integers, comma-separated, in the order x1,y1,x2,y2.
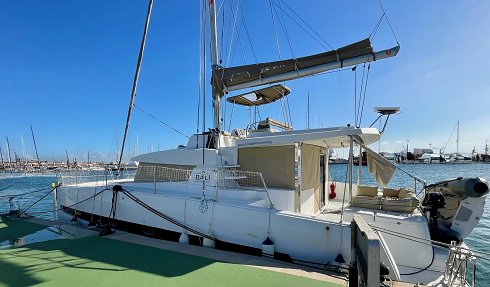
1,1,490,162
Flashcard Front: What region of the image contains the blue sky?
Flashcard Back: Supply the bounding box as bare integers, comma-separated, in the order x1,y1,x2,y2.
1,1,490,162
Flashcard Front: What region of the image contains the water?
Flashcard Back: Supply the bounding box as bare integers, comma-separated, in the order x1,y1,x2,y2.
0,173,58,218
329,162,490,286
1,164,490,285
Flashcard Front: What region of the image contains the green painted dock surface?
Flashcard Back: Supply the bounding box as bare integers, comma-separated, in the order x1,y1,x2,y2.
0,216,343,287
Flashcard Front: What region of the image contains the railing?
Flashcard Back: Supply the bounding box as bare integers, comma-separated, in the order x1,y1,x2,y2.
444,241,477,287
57,169,136,187
57,165,274,208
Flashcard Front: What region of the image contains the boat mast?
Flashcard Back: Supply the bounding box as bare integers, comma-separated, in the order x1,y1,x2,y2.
208,0,222,131
456,120,459,156
30,124,41,169
6,137,12,170
0,146,4,170
117,0,153,171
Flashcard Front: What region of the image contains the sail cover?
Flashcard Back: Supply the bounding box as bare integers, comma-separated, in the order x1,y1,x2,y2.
364,146,396,187
213,38,373,93
226,84,290,106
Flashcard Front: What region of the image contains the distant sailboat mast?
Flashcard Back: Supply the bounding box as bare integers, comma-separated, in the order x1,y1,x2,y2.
6,137,12,170
0,146,4,170
456,120,460,156
21,135,27,165
30,124,41,169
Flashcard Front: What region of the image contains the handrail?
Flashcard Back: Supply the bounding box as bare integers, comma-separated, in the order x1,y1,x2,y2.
56,165,274,208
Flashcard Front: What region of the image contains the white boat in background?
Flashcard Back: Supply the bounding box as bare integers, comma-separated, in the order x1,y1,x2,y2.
54,1,489,286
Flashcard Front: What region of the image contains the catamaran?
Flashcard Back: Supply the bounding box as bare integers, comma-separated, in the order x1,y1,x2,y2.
55,1,488,286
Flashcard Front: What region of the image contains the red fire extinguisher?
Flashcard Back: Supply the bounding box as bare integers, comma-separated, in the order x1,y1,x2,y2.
329,182,336,199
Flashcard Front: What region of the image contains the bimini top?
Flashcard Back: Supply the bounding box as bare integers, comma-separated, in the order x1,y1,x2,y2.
226,84,290,106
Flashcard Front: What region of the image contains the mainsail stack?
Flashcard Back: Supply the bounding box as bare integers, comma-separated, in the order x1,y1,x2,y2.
212,38,399,94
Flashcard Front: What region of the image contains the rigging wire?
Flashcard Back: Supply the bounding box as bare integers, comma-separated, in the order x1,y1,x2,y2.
229,19,247,65
284,92,293,127
353,66,358,127
227,102,235,131
216,0,225,15
358,63,371,126
377,0,400,45
272,0,333,50
271,0,294,127
225,0,246,66
132,103,189,139
223,0,234,66
369,12,385,41
268,0,282,60
220,1,225,65
356,64,366,126
268,0,291,127
443,122,459,154
274,0,295,59
239,2,258,63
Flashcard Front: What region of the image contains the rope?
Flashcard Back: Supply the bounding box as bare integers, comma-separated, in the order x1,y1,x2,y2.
132,103,189,139
119,187,215,241
26,188,111,215
0,186,50,199
15,185,59,218
0,184,12,192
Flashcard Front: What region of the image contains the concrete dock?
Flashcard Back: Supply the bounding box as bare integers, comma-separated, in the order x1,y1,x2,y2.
0,216,346,287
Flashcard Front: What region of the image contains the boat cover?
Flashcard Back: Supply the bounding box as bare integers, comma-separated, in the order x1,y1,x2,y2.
213,38,373,93
226,84,290,106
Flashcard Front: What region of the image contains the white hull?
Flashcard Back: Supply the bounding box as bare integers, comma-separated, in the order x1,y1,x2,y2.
56,179,450,284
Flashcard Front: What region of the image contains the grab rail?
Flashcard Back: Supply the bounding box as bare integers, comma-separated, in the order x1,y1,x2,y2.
57,165,274,209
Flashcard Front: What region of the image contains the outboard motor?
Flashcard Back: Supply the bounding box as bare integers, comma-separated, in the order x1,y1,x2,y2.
421,192,446,240
424,177,489,241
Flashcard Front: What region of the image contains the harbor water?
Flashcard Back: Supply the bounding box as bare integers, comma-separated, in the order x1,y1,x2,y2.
1,163,490,286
